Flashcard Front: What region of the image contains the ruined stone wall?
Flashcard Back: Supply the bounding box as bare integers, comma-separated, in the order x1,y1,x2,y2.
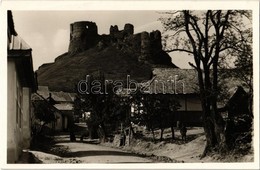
109,25,119,35
109,23,134,43
108,23,163,63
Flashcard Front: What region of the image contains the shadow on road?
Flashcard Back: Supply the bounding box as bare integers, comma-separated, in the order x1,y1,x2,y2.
17,150,43,163
64,150,137,158
55,140,100,145
54,134,100,145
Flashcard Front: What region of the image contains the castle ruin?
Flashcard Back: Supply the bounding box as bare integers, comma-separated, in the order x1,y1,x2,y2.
37,21,176,92
68,21,168,64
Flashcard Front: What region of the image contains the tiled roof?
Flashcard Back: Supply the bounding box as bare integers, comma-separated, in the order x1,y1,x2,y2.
144,68,199,94
32,86,76,102
146,68,249,96
54,103,74,111
116,68,200,95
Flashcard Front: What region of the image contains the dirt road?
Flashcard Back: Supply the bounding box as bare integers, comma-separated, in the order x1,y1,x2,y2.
27,135,152,163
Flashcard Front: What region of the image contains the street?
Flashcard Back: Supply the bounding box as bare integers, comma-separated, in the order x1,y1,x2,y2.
27,135,153,163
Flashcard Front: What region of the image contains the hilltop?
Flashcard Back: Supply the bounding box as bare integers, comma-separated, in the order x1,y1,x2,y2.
36,21,177,92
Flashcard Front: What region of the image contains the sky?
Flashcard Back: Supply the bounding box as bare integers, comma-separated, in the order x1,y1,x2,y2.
12,11,192,70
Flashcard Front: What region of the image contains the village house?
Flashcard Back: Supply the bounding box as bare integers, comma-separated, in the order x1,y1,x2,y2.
141,67,251,125
7,11,37,163
141,67,203,126
31,86,76,132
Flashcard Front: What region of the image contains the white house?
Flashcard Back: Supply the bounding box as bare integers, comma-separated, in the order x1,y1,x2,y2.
7,11,37,163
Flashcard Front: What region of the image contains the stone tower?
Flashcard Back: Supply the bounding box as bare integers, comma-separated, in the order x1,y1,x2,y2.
68,21,99,54
124,23,134,36
139,32,151,62
138,30,164,63
150,30,162,51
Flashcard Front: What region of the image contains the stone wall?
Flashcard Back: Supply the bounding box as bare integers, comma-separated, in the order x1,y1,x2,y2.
109,23,134,43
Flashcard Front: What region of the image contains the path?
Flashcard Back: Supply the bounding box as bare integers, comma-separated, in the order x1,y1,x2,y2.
27,135,152,163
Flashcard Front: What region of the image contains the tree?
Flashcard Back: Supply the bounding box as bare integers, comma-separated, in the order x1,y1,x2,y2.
160,10,252,156
131,91,180,142
32,100,56,135
77,71,124,142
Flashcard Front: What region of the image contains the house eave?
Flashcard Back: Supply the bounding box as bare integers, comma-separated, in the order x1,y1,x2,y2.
8,49,37,92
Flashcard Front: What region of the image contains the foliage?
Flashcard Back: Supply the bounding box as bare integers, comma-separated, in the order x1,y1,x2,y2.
73,95,83,123
218,25,253,113
131,90,180,141
75,72,181,142
76,72,131,140
32,100,56,135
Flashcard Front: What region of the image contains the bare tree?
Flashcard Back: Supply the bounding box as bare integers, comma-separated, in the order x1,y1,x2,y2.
160,10,252,156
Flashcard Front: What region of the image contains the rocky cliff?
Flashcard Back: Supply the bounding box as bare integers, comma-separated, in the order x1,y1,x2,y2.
36,21,177,92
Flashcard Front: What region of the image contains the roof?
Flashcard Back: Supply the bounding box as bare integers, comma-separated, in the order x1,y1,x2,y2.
228,86,248,106
144,68,199,94
32,88,75,112
54,103,74,111
219,86,251,117
38,86,49,91
9,35,31,50
117,67,249,97
32,86,76,102
116,68,199,95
